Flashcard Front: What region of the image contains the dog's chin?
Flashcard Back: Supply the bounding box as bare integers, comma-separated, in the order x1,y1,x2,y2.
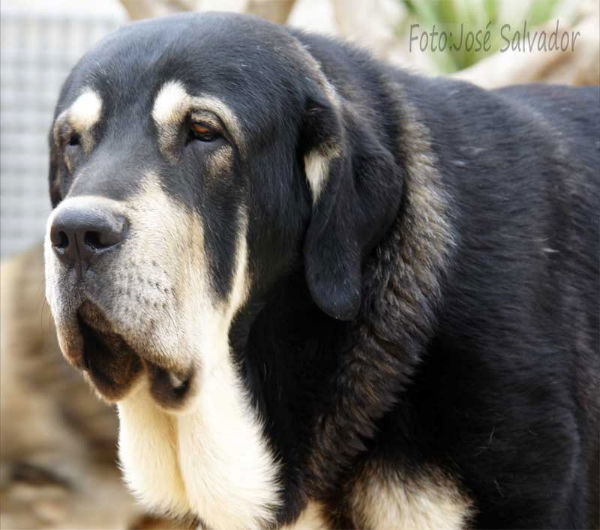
56,300,195,409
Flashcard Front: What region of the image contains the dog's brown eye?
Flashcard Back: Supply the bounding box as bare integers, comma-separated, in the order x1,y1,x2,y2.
190,122,219,142
68,133,81,147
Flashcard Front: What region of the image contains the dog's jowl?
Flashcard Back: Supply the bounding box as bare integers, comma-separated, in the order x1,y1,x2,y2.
44,12,599,530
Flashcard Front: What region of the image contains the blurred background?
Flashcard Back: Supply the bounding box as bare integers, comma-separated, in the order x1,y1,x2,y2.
0,0,598,528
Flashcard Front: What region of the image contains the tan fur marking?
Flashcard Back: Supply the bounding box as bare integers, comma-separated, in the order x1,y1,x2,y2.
206,147,234,176
68,89,103,131
282,501,329,529
152,80,243,160
53,88,103,153
351,468,473,530
281,501,329,530
304,145,340,203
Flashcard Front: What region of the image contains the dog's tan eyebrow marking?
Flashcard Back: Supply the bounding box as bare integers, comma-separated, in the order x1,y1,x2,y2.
68,89,103,131
54,88,103,135
152,80,243,159
152,81,190,128
53,88,103,153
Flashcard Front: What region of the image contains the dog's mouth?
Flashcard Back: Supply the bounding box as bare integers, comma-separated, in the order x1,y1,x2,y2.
75,300,195,408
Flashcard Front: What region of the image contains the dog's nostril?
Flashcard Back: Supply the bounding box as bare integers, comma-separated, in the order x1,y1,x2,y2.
84,230,110,250
83,222,125,251
54,230,69,249
84,231,99,249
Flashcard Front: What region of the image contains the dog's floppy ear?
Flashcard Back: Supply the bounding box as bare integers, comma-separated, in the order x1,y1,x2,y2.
301,89,402,320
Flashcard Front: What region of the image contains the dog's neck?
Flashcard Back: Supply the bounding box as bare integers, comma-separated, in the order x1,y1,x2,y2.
234,99,455,510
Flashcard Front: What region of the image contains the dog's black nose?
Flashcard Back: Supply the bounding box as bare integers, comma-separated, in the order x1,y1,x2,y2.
50,206,127,271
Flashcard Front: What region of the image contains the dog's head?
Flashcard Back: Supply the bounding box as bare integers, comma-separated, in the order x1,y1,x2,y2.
45,13,401,409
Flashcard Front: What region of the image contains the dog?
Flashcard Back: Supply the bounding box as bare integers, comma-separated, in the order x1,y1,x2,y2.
43,12,599,530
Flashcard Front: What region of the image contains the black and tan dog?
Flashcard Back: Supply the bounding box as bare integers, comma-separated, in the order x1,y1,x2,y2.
44,12,599,530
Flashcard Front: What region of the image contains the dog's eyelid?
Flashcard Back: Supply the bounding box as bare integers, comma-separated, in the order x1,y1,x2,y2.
189,110,223,132
186,111,238,149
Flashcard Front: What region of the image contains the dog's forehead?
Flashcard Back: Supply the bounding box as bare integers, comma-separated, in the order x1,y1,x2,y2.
57,13,307,124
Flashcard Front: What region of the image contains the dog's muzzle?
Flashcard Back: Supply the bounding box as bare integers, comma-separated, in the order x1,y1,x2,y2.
47,202,195,409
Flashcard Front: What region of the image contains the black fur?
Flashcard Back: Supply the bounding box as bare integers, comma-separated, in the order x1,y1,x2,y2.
49,13,599,529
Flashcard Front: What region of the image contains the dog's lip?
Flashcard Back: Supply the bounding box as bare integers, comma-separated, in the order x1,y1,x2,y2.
145,359,196,409
76,307,143,401
73,300,195,405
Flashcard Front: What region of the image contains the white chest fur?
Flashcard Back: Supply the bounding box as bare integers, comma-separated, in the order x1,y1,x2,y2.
117,365,281,530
